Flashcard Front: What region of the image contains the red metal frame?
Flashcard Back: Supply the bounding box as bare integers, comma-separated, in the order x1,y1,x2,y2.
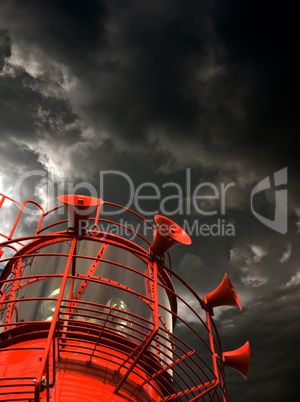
0,195,234,402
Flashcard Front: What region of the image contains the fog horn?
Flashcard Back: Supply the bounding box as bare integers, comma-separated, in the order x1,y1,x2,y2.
57,194,103,235
223,341,250,380
204,274,242,311
150,215,192,257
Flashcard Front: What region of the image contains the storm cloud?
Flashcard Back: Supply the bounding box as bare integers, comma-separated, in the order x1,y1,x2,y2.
0,1,299,400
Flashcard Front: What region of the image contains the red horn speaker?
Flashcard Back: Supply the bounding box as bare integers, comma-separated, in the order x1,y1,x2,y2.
57,194,103,235
223,341,250,380
204,274,242,310
150,215,192,257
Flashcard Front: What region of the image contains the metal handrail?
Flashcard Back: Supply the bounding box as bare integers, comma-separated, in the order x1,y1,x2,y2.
0,205,227,400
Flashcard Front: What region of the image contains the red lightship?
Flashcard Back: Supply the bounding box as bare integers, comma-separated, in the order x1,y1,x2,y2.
0,193,250,401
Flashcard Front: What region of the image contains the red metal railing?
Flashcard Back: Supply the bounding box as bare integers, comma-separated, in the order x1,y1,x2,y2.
0,196,227,401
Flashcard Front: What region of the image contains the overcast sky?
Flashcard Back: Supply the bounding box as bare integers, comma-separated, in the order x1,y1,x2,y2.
0,1,299,401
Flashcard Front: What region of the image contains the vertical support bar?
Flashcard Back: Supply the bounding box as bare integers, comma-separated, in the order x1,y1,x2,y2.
152,260,160,359
34,237,77,402
113,261,160,395
206,310,219,382
35,213,45,236
46,355,50,401
4,258,22,330
52,332,56,387
94,204,101,229
152,261,160,331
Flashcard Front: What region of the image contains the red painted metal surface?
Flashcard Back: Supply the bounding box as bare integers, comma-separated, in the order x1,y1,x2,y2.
0,193,249,401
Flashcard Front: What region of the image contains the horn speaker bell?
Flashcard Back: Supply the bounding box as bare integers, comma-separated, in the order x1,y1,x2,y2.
223,341,250,380
204,274,242,310
150,215,191,257
57,194,103,234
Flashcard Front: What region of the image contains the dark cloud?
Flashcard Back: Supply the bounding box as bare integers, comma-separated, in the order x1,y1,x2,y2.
0,1,299,400
0,29,11,69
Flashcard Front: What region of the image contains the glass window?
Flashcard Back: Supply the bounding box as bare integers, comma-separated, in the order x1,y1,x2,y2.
20,240,71,278
0,237,174,358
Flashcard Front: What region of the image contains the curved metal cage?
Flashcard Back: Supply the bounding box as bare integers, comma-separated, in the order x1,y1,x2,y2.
0,194,229,402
